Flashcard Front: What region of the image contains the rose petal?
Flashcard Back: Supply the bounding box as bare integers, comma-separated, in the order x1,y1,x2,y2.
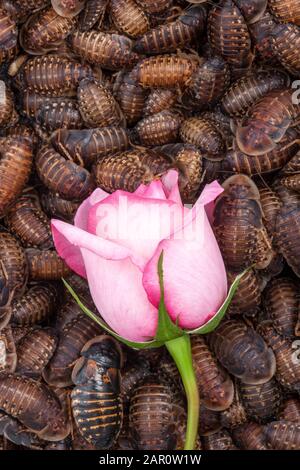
75,188,109,230
134,179,167,200
195,180,224,224
161,169,183,205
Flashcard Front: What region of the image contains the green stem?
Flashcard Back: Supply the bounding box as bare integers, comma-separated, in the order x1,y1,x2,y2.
165,334,199,450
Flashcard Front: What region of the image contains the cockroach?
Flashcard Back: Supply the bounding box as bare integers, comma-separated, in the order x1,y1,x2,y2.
0,137,33,218
51,127,129,167
43,314,103,387
203,430,238,450
208,319,276,384
135,0,172,15
236,89,300,157
36,99,83,132
71,336,122,449
93,148,172,193
180,116,225,161
191,335,234,411
143,89,178,117
258,322,300,392
55,298,88,330
4,124,38,148
219,396,248,429
78,78,125,128
36,145,95,201
227,269,262,316
213,175,274,272
280,151,300,192
69,30,139,70
10,325,34,344
268,0,300,26
51,0,86,17
9,0,50,18
279,398,300,422
0,410,45,449
232,422,268,450
0,262,14,330
110,0,150,39
263,277,299,337
239,378,282,423
0,7,18,63
265,421,300,450
131,55,198,89
0,232,28,296
133,110,182,146
234,0,267,24
65,273,90,298
271,23,300,76
26,248,71,281
0,82,17,128
221,71,288,118
129,375,179,450
11,283,60,326
134,5,206,54
201,108,232,144
115,72,148,126
198,405,221,436
249,11,278,62
0,373,70,441
0,327,17,373
5,191,53,250
16,327,58,378
16,54,94,97
258,186,282,237
79,0,108,31
41,191,80,221
121,361,151,407
20,6,77,55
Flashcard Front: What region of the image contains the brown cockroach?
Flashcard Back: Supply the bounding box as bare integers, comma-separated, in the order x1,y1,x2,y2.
51,0,86,17
135,0,172,15
202,430,238,451
271,23,300,76
219,395,248,429
36,99,83,132
0,261,14,330
0,137,33,218
249,11,278,62
180,116,225,161
0,7,18,63
201,108,232,144
236,89,300,156
232,422,268,450
258,186,282,237
16,54,94,97
263,277,299,337
121,361,151,407
133,110,182,147
213,175,274,272
0,410,44,450
11,283,60,326
143,89,178,117
43,314,103,387
265,421,300,450
280,151,300,192
79,0,108,31
279,398,300,422
0,327,17,373
131,54,198,89
134,5,206,54
238,378,282,423
5,191,53,250
221,71,288,118
69,30,140,70
16,327,58,378
10,325,34,344
208,319,276,384
8,0,50,18
0,82,17,128
93,148,172,193
20,6,77,55
234,0,267,24
0,373,70,441
41,191,80,221
71,336,123,449
268,0,300,26
110,0,150,39
78,78,125,128
115,72,148,126
51,127,129,167
0,232,28,296
26,248,71,281
191,335,234,411
258,323,300,392
227,269,262,316
36,145,95,201
199,405,222,436
55,298,88,330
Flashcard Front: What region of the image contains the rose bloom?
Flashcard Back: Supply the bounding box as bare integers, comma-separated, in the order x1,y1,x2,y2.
52,170,227,342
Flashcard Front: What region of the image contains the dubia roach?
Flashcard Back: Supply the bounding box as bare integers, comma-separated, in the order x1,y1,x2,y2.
238,378,282,423
41,191,80,221
135,0,172,15
115,73,148,126
79,0,108,31
26,249,71,281
234,0,267,24
0,232,28,296
0,7,18,64
279,398,300,422
0,82,17,128
36,99,83,132
143,89,178,117
232,422,268,450
180,117,225,161
203,430,238,451
0,263,14,330
133,110,182,147
265,421,300,450
249,11,278,62
268,0,300,26
271,23,300,76
258,186,282,236
110,0,150,39
71,336,123,449
227,269,262,316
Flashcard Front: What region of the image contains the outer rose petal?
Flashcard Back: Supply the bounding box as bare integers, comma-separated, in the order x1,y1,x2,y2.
195,180,224,224
134,179,167,200
161,170,183,205
75,188,109,230
81,247,158,342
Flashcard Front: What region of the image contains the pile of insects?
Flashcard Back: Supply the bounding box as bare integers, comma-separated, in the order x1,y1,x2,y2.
0,0,300,451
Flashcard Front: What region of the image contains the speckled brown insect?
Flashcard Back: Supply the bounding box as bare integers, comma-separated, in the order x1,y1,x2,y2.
0,7,18,64
234,0,267,24
79,0,108,31
280,151,300,192
115,73,147,126
227,269,262,316
258,186,282,237
203,430,237,450
143,89,178,117
265,421,300,450
271,23,300,76
41,191,80,221
208,319,276,384
239,378,282,423
219,395,248,429
0,232,28,296
110,0,149,39
0,373,70,441
26,249,71,281
198,405,221,436
0,327,17,373
249,11,278,62
0,82,17,128
55,298,87,330
36,99,83,132
0,262,14,330
133,110,182,147
268,0,300,25
180,116,225,161
52,0,86,17
232,422,268,450
279,398,300,422
135,0,172,14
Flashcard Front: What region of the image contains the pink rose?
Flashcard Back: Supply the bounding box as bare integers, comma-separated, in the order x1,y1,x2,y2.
51,170,227,342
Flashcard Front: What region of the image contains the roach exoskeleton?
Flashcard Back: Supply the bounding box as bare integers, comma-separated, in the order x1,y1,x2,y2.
0,410,44,449
143,89,178,117
79,0,108,31
41,191,80,221
271,23,300,76
198,405,222,436
0,262,14,330
115,72,148,126
238,378,282,423
36,99,83,132
0,327,17,373
268,0,300,26
227,269,262,316
264,421,300,450
258,186,282,237
202,430,238,451
0,232,28,297
110,0,150,39
133,110,182,147
26,248,71,281
180,116,225,161
121,360,151,407
55,298,88,330
51,0,86,17
232,422,268,450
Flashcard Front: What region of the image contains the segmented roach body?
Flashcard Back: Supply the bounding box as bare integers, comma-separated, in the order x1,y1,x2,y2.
11,283,60,326
121,361,151,407
271,23,300,76
110,0,149,39
16,327,58,378
51,127,129,167
180,117,225,160
239,378,282,423
203,430,237,450
36,99,83,132
0,410,45,449
213,175,274,272
133,110,182,146
143,89,178,117
208,319,276,384
0,232,28,296
55,298,88,330
234,0,267,24
11,326,34,345
41,191,80,221
279,398,300,422
79,0,108,31
78,78,125,128
94,148,172,193
0,374,70,441
249,11,278,62
0,82,17,128
135,0,172,15
70,30,139,70
36,145,95,201
265,421,300,450
0,327,17,373
258,186,281,237
221,71,288,118
26,249,71,280
43,314,103,387
232,422,268,450
51,0,86,17
219,396,248,429
236,89,300,156
227,269,262,316
198,405,221,436
134,5,206,54
116,73,148,126
268,0,300,26
71,336,122,449
0,7,18,63
0,262,13,330
280,151,300,192
191,335,234,411
8,0,50,18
